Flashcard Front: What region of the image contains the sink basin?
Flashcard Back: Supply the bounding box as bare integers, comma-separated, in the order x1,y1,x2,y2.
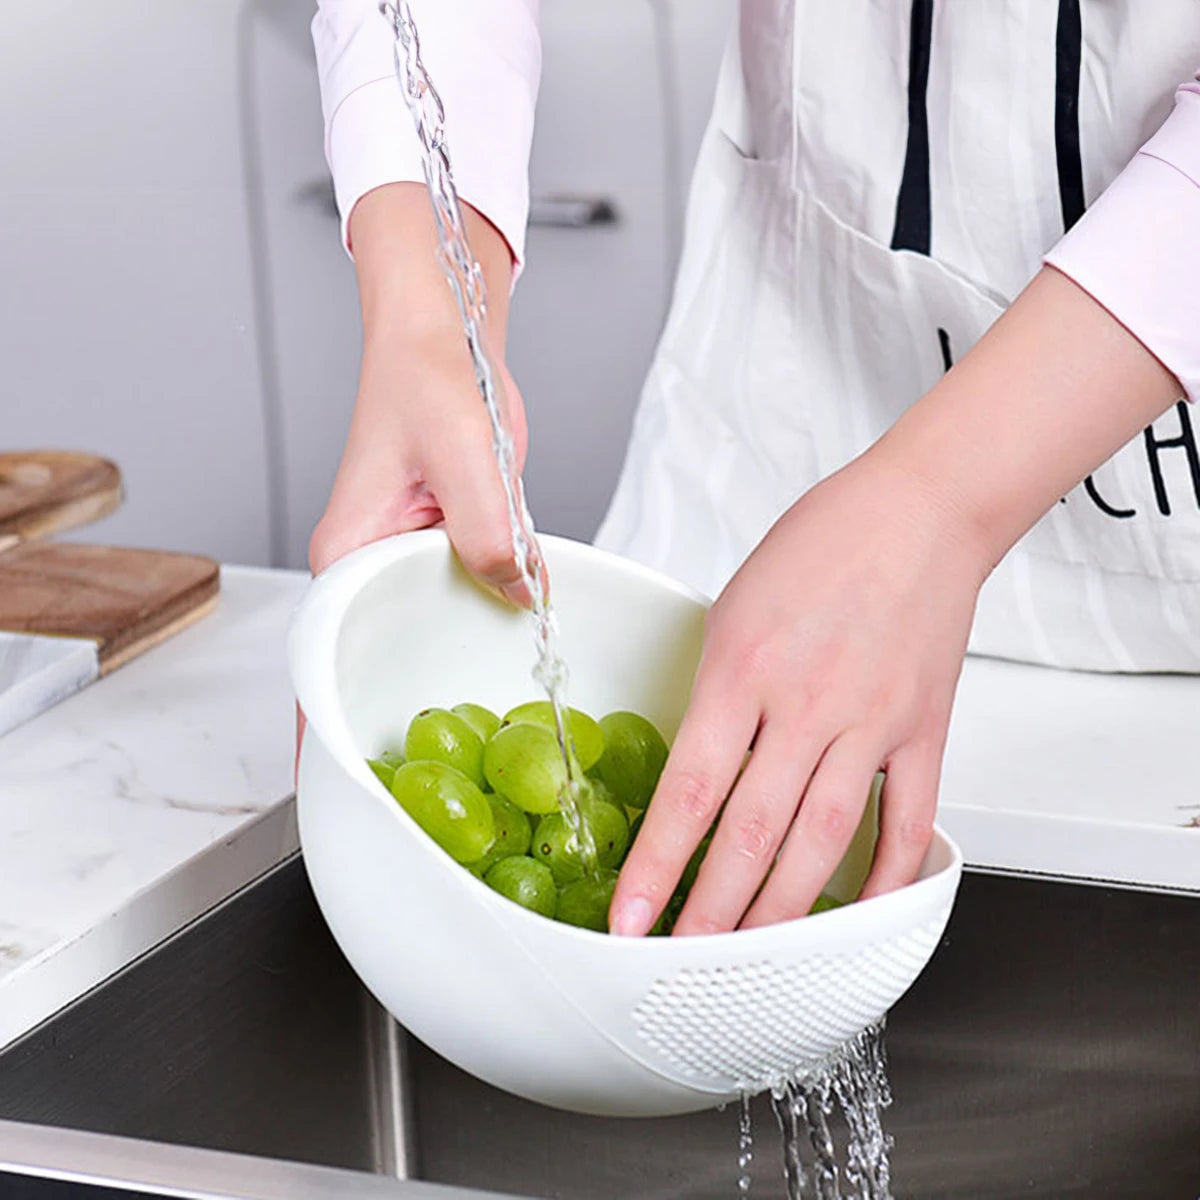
0,855,1197,1198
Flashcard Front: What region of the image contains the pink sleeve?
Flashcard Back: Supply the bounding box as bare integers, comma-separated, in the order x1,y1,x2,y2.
1045,75,1200,403
311,0,541,271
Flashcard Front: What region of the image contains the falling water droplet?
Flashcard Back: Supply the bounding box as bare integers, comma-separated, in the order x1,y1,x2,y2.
737,1090,754,1195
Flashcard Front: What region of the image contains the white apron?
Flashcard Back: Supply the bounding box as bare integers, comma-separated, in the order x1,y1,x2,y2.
595,1,1200,672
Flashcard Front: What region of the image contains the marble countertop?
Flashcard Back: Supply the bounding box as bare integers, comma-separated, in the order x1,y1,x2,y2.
0,561,1196,1053
0,566,307,1050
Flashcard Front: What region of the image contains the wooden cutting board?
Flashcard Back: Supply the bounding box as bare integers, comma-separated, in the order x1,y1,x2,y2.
0,452,221,736
0,541,220,674
0,451,123,554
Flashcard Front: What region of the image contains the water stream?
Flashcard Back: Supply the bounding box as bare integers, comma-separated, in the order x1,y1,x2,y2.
380,0,596,868
737,1091,754,1194
760,1022,894,1200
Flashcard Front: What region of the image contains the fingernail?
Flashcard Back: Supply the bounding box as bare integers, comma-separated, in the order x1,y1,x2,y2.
611,896,653,937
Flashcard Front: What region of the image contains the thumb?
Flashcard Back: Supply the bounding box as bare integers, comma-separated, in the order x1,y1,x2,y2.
426,427,535,608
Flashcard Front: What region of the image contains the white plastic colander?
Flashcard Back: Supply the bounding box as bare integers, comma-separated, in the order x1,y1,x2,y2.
289,531,962,1117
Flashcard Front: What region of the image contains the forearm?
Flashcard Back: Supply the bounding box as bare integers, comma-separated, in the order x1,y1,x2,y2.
349,182,514,372
872,266,1184,576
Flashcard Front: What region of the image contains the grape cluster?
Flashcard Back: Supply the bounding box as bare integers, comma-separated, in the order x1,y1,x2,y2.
368,701,850,934
368,702,672,933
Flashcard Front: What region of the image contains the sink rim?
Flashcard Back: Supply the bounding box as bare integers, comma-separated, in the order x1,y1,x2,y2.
0,1117,530,1200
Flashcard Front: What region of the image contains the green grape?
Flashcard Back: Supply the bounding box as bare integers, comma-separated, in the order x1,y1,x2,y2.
628,810,643,844
582,775,618,807
466,794,532,877
484,856,557,918
531,797,629,884
556,870,619,932
580,777,631,861
483,722,568,813
501,701,605,771
389,761,495,863
586,795,630,867
367,748,405,790
593,712,669,810
809,894,845,915
530,812,585,884
451,702,501,744
404,708,486,790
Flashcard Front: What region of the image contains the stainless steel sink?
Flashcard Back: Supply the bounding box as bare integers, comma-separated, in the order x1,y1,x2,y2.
0,855,1197,1198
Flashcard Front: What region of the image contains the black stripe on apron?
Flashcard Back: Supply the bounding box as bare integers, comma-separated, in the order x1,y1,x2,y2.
891,0,935,254
1055,0,1085,230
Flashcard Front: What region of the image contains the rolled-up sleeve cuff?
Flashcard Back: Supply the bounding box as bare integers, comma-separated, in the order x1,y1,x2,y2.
315,2,539,274
1045,83,1200,403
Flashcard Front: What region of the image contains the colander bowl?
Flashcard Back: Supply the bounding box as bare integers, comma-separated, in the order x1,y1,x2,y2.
289,530,962,1117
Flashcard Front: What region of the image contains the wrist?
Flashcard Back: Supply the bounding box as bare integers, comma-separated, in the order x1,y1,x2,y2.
868,267,1182,578
351,183,513,351
361,305,478,378
854,432,999,590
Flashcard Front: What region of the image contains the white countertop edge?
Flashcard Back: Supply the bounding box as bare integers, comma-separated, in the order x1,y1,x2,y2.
940,804,1200,895
0,799,298,1052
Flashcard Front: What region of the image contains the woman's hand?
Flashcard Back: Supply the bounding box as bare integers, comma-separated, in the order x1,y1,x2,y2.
298,183,528,774
610,266,1184,936
609,452,987,935
308,183,529,595
309,343,530,594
